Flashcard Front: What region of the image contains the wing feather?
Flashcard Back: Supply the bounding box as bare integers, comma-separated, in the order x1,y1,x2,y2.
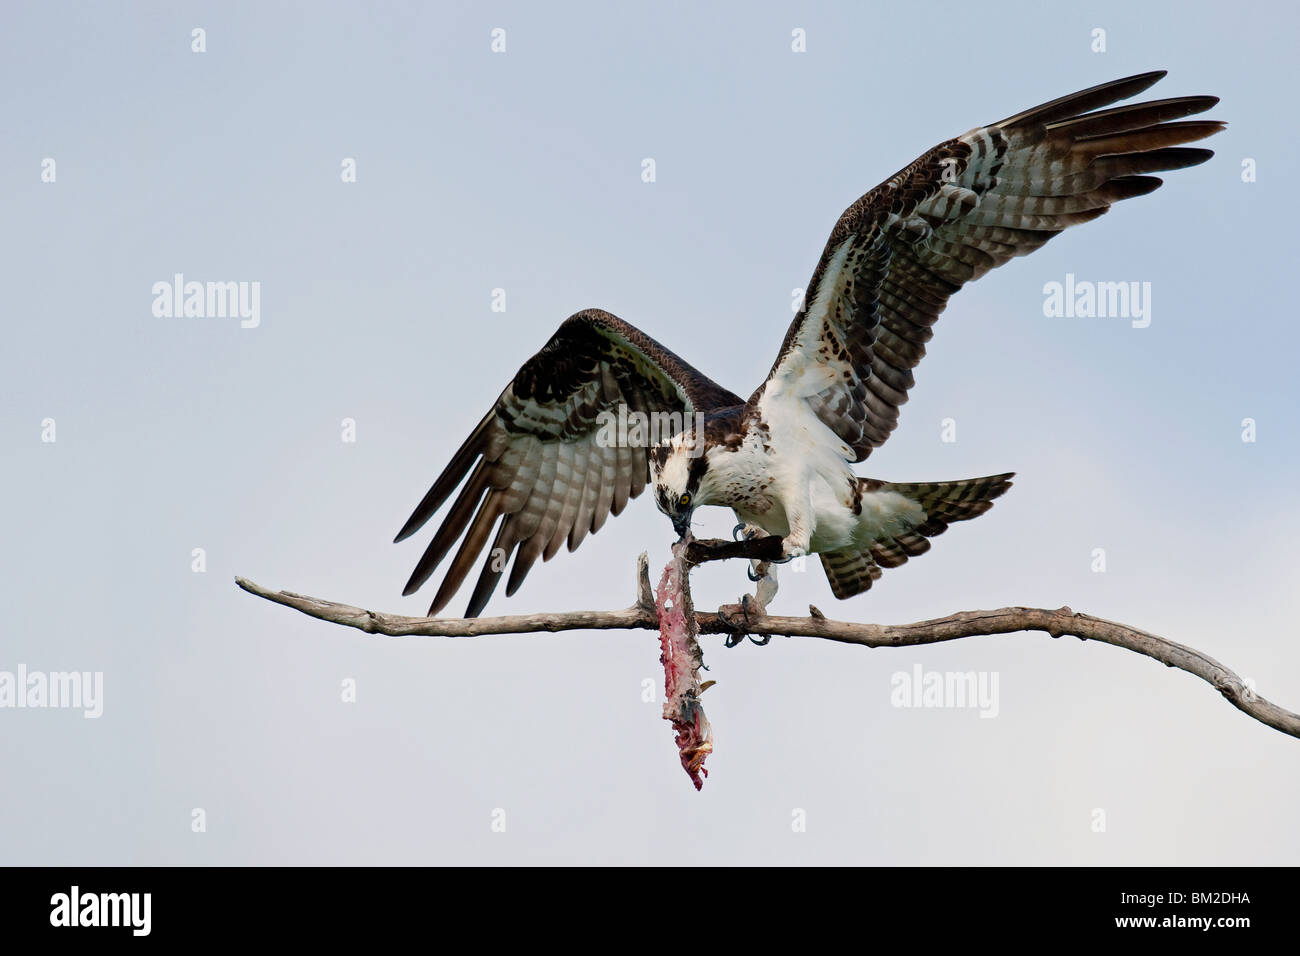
753,72,1223,461
397,308,741,616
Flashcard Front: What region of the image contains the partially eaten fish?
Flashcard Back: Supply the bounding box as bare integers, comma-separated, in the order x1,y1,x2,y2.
655,536,714,790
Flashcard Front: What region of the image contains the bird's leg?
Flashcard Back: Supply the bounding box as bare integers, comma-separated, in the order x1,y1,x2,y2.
734,522,778,611
719,523,777,647
749,560,779,611
780,481,814,560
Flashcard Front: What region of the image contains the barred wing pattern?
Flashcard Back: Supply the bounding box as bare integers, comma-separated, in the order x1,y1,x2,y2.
396,308,742,617
755,71,1223,461
820,473,1015,599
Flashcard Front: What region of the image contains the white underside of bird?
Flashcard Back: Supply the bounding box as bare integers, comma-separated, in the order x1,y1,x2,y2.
706,394,924,557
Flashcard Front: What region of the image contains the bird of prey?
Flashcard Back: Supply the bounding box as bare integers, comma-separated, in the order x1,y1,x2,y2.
396,71,1222,618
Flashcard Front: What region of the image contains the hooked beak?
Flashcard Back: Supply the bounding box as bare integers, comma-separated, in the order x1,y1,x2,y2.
672,511,693,540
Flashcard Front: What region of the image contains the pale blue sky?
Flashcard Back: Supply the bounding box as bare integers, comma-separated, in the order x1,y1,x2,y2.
3,0,1297,864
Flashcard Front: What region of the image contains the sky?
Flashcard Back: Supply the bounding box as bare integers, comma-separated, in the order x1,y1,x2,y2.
2,0,1298,865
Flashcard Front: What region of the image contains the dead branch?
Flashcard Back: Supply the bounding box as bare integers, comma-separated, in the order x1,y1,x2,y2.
685,534,784,565
236,540,1300,741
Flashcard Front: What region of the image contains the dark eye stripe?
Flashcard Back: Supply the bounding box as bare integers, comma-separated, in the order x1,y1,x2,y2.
685,455,709,495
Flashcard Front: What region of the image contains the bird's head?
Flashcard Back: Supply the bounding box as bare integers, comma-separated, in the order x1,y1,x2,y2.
650,431,712,539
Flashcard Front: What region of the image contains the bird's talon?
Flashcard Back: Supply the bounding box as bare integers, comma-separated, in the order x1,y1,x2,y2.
718,599,755,646
771,539,807,564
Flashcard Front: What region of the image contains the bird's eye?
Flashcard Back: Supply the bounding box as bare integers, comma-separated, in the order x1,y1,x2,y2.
678,493,691,508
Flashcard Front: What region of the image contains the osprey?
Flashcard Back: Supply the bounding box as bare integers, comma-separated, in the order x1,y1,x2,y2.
396,71,1223,617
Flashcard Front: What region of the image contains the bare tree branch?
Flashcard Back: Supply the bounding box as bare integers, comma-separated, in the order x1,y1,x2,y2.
236,542,1300,741
685,534,784,565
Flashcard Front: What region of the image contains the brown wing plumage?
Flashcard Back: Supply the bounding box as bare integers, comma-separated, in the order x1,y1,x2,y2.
395,308,742,617
754,71,1224,461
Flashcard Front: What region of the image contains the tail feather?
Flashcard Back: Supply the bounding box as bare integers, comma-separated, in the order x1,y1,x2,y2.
820,472,1013,599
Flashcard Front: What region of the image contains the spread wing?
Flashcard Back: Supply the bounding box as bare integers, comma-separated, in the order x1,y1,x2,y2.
753,70,1224,461
396,308,742,617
